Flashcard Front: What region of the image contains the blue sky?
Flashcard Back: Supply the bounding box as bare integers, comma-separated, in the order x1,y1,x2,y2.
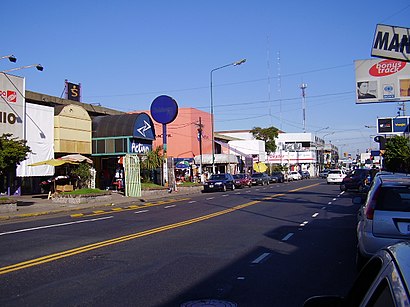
2,1,409,155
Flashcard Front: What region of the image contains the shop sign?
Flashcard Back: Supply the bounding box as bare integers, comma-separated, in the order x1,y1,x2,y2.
372,24,410,62
129,139,151,154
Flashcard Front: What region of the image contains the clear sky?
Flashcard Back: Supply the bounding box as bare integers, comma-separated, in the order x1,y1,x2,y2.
2,0,409,156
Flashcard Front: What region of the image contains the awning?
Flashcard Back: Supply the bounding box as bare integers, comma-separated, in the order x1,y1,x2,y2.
29,159,79,167
194,154,238,165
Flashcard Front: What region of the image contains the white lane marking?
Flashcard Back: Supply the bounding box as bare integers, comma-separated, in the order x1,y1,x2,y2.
340,191,345,195
282,233,294,241
188,201,196,204
222,194,229,197
312,213,319,218
328,201,332,205
235,192,241,195
299,221,309,227
237,276,245,280
164,205,176,209
0,216,114,236
251,252,271,264
246,190,251,193
135,210,149,214
333,198,337,201
206,197,215,200
322,206,327,210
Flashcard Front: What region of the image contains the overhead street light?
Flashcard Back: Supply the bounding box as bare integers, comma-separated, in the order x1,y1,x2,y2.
0,54,17,63
210,58,246,174
1,64,43,73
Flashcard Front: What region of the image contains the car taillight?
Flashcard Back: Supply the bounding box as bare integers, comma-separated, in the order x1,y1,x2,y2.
364,187,380,220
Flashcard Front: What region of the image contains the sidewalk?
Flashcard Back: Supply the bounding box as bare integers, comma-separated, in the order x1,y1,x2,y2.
0,186,203,221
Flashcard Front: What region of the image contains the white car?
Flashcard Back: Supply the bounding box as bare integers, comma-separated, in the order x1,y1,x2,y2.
288,171,302,181
326,169,346,184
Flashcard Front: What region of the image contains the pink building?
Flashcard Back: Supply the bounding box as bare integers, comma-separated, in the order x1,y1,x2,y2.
133,107,213,159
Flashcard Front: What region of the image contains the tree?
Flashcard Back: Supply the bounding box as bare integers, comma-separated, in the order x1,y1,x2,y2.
140,146,163,183
383,135,410,173
0,133,31,176
250,126,279,154
70,163,92,188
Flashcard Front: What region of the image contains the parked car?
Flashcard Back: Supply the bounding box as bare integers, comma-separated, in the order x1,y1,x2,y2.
326,169,346,184
340,168,371,192
288,171,302,181
202,173,235,192
319,169,330,178
355,174,410,268
270,171,285,183
304,241,410,306
299,170,310,179
251,173,270,186
232,173,252,188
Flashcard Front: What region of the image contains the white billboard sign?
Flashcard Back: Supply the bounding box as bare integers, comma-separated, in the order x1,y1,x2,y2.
0,73,25,139
354,59,410,104
372,24,410,62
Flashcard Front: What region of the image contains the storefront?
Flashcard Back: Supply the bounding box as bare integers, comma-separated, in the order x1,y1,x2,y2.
91,113,156,190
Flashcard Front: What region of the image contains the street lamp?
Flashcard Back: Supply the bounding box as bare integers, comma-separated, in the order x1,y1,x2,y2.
210,58,246,174
0,54,17,63
1,64,43,73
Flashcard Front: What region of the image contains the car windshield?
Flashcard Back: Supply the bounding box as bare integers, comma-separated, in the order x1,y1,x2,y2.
252,173,263,177
377,187,410,212
209,174,226,180
233,174,242,179
329,170,342,174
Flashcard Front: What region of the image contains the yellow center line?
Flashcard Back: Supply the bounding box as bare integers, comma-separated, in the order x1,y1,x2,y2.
0,183,319,275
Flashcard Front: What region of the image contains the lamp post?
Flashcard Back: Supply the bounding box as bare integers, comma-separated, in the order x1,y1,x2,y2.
0,54,17,63
1,64,43,73
210,58,246,174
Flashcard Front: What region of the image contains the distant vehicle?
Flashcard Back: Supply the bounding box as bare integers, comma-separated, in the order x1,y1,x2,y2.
319,169,330,178
304,241,410,306
232,173,252,188
340,168,371,192
299,170,310,179
326,169,346,184
288,171,302,181
270,171,285,183
202,173,235,192
355,174,410,268
251,173,270,186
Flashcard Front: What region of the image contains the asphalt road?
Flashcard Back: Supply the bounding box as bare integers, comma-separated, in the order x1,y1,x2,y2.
0,179,361,306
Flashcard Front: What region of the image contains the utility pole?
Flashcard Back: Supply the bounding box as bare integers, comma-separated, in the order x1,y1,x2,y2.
300,83,307,133
196,117,203,178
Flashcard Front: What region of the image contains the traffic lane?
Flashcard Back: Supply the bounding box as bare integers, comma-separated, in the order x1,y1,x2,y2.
0,181,303,266
0,181,354,306
168,182,360,306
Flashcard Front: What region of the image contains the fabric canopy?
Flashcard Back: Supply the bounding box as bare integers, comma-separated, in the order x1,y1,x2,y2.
60,154,93,164
253,162,268,172
28,159,79,167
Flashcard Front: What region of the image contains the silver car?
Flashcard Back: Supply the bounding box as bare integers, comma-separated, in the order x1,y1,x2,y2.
355,174,410,268
304,241,410,306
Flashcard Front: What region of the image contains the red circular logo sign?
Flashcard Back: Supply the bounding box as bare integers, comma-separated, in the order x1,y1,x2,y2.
369,60,406,77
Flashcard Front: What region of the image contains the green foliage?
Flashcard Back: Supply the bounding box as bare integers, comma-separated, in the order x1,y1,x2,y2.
250,126,279,154
70,163,92,188
141,146,163,183
0,133,31,175
383,135,410,172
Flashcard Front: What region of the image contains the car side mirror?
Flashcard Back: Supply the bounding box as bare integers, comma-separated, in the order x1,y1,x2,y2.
303,295,344,307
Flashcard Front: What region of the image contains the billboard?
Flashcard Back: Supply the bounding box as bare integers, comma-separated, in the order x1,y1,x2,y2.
377,116,410,134
0,73,25,140
371,24,410,62
355,59,410,104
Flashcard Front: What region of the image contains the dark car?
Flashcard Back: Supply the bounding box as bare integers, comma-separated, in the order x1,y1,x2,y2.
304,241,410,307
340,168,371,192
202,173,235,192
232,173,252,188
299,170,310,179
251,173,270,186
270,171,285,183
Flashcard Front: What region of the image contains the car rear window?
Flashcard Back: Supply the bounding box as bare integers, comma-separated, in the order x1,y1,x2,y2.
329,170,342,174
376,187,410,212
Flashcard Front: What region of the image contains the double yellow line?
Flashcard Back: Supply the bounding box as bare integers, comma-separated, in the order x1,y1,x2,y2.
0,183,319,275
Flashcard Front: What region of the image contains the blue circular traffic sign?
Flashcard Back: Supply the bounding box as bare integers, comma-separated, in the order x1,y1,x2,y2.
150,95,178,124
